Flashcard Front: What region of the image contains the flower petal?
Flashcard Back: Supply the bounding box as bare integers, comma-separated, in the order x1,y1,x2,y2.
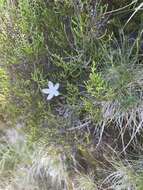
54,83,60,90
54,90,59,97
48,81,54,88
47,93,54,100
41,88,50,94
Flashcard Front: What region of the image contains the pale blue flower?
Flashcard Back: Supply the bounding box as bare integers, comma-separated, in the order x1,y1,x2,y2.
6,128,25,144
42,81,60,100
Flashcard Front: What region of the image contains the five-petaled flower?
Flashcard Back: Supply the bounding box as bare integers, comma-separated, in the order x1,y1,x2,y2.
42,81,60,100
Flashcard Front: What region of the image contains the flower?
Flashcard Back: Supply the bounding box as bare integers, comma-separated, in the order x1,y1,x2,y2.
6,128,25,144
42,81,60,100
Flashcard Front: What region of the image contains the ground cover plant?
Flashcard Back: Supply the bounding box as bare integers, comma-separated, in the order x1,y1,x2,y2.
0,0,143,189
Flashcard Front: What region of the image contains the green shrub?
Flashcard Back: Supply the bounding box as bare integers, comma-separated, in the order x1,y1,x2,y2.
0,0,143,189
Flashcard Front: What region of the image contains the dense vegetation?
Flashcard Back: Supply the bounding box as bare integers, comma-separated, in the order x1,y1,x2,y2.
0,0,143,189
